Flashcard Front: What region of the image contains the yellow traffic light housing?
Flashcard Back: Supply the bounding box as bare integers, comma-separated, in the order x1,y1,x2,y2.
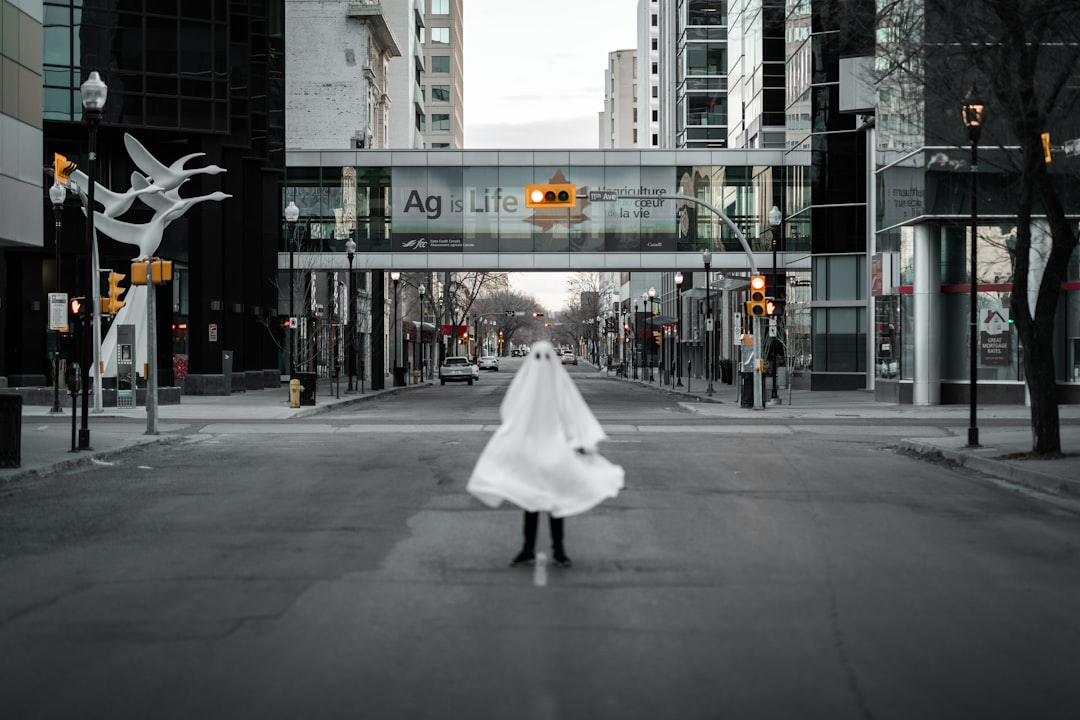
654,331,662,346
54,153,77,184
1041,132,1052,163
131,258,174,285
525,183,576,209
746,274,768,317
101,271,127,315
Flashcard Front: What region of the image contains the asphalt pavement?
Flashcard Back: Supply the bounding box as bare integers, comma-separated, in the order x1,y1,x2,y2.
3,368,1080,503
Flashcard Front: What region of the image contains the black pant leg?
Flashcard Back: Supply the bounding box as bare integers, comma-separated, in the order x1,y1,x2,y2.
549,515,565,551
522,511,539,551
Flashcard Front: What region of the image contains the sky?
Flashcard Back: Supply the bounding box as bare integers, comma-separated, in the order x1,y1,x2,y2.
462,0,639,311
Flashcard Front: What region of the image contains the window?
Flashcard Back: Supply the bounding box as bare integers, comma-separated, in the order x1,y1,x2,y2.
430,27,449,44
652,38,658,51
431,113,450,131
652,62,658,75
651,14,657,26
430,84,451,102
431,55,450,73
431,0,449,13
431,142,450,148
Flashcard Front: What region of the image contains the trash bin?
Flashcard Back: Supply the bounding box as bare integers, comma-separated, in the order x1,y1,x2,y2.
296,372,317,406
739,371,754,408
0,393,23,468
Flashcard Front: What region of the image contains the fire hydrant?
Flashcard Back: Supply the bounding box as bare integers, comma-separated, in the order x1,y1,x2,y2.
289,378,304,408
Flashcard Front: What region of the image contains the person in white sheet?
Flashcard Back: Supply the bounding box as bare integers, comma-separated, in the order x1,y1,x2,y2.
466,341,625,567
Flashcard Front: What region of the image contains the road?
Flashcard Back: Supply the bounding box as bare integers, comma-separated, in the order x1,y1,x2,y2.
2,358,1080,719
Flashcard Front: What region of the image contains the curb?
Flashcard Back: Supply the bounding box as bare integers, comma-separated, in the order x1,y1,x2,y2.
0,434,182,487
898,439,1080,499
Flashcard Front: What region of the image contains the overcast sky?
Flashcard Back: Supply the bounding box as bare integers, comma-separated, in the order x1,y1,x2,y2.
463,0,638,311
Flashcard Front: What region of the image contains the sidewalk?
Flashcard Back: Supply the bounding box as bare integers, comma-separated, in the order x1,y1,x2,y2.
597,362,1080,501
1,378,423,486
4,371,1080,505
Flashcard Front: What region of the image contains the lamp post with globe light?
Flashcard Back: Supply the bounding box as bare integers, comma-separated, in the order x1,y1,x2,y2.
675,271,684,387
703,249,714,395
285,201,300,375
345,239,356,391
78,71,107,450
49,181,67,414
962,91,986,447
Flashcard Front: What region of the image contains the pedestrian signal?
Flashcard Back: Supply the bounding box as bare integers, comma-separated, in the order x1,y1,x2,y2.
525,183,576,209
69,296,86,324
746,275,768,317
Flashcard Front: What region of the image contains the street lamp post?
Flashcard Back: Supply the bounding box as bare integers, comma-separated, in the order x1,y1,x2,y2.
768,205,783,402
390,271,402,386
285,201,300,376
418,283,426,382
675,271,684,387
78,71,107,450
50,181,67,415
632,299,639,380
345,239,356,391
962,92,985,447
643,289,652,386
703,249,714,395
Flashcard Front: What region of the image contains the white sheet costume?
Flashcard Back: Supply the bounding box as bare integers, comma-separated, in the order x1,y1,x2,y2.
466,342,625,518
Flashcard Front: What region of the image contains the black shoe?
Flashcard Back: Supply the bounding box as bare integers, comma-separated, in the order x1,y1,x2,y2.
510,549,536,567
552,549,572,568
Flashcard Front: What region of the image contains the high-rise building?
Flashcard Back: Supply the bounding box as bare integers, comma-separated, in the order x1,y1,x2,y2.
600,49,637,149
421,0,462,149
288,0,402,149
636,0,664,148
1,1,43,250
12,1,286,390
385,0,426,149
727,0,785,149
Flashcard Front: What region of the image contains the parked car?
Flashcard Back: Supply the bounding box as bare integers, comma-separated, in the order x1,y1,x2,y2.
561,352,578,365
479,355,500,371
439,356,474,385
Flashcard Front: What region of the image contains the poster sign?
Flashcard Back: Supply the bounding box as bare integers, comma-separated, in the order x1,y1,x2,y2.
390,165,675,253
980,309,1012,366
49,292,69,332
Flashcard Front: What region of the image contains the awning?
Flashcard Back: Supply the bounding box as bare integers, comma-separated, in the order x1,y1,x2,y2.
680,276,750,300
645,314,679,325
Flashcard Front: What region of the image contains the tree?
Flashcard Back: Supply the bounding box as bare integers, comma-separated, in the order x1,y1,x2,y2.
874,0,1080,454
471,288,545,354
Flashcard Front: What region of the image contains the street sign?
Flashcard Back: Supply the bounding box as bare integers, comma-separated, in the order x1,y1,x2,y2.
49,292,69,331
587,190,618,202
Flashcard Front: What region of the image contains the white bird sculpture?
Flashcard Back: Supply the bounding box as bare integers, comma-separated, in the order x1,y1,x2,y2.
124,133,224,190
68,169,162,218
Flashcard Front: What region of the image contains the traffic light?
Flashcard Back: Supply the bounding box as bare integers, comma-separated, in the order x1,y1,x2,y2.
746,275,768,317
524,183,576,209
69,296,86,325
101,271,127,315
532,311,545,317
654,331,662,346
53,152,76,184
131,258,174,285
1042,132,1052,163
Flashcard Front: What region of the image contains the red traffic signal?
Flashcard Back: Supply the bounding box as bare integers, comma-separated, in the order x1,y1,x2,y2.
69,297,84,316
525,183,576,209
746,275,768,317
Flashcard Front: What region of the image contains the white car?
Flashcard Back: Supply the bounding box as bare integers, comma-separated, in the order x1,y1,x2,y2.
479,355,499,371
439,356,474,385
561,351,578,365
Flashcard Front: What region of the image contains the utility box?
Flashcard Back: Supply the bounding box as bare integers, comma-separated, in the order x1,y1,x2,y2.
0,393,22,468
297,372,317,406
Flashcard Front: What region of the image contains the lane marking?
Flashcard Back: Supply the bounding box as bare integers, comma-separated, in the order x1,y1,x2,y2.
534,552,547,587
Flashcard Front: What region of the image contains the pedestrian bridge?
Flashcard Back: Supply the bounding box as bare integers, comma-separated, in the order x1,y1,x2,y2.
282,148,809,274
